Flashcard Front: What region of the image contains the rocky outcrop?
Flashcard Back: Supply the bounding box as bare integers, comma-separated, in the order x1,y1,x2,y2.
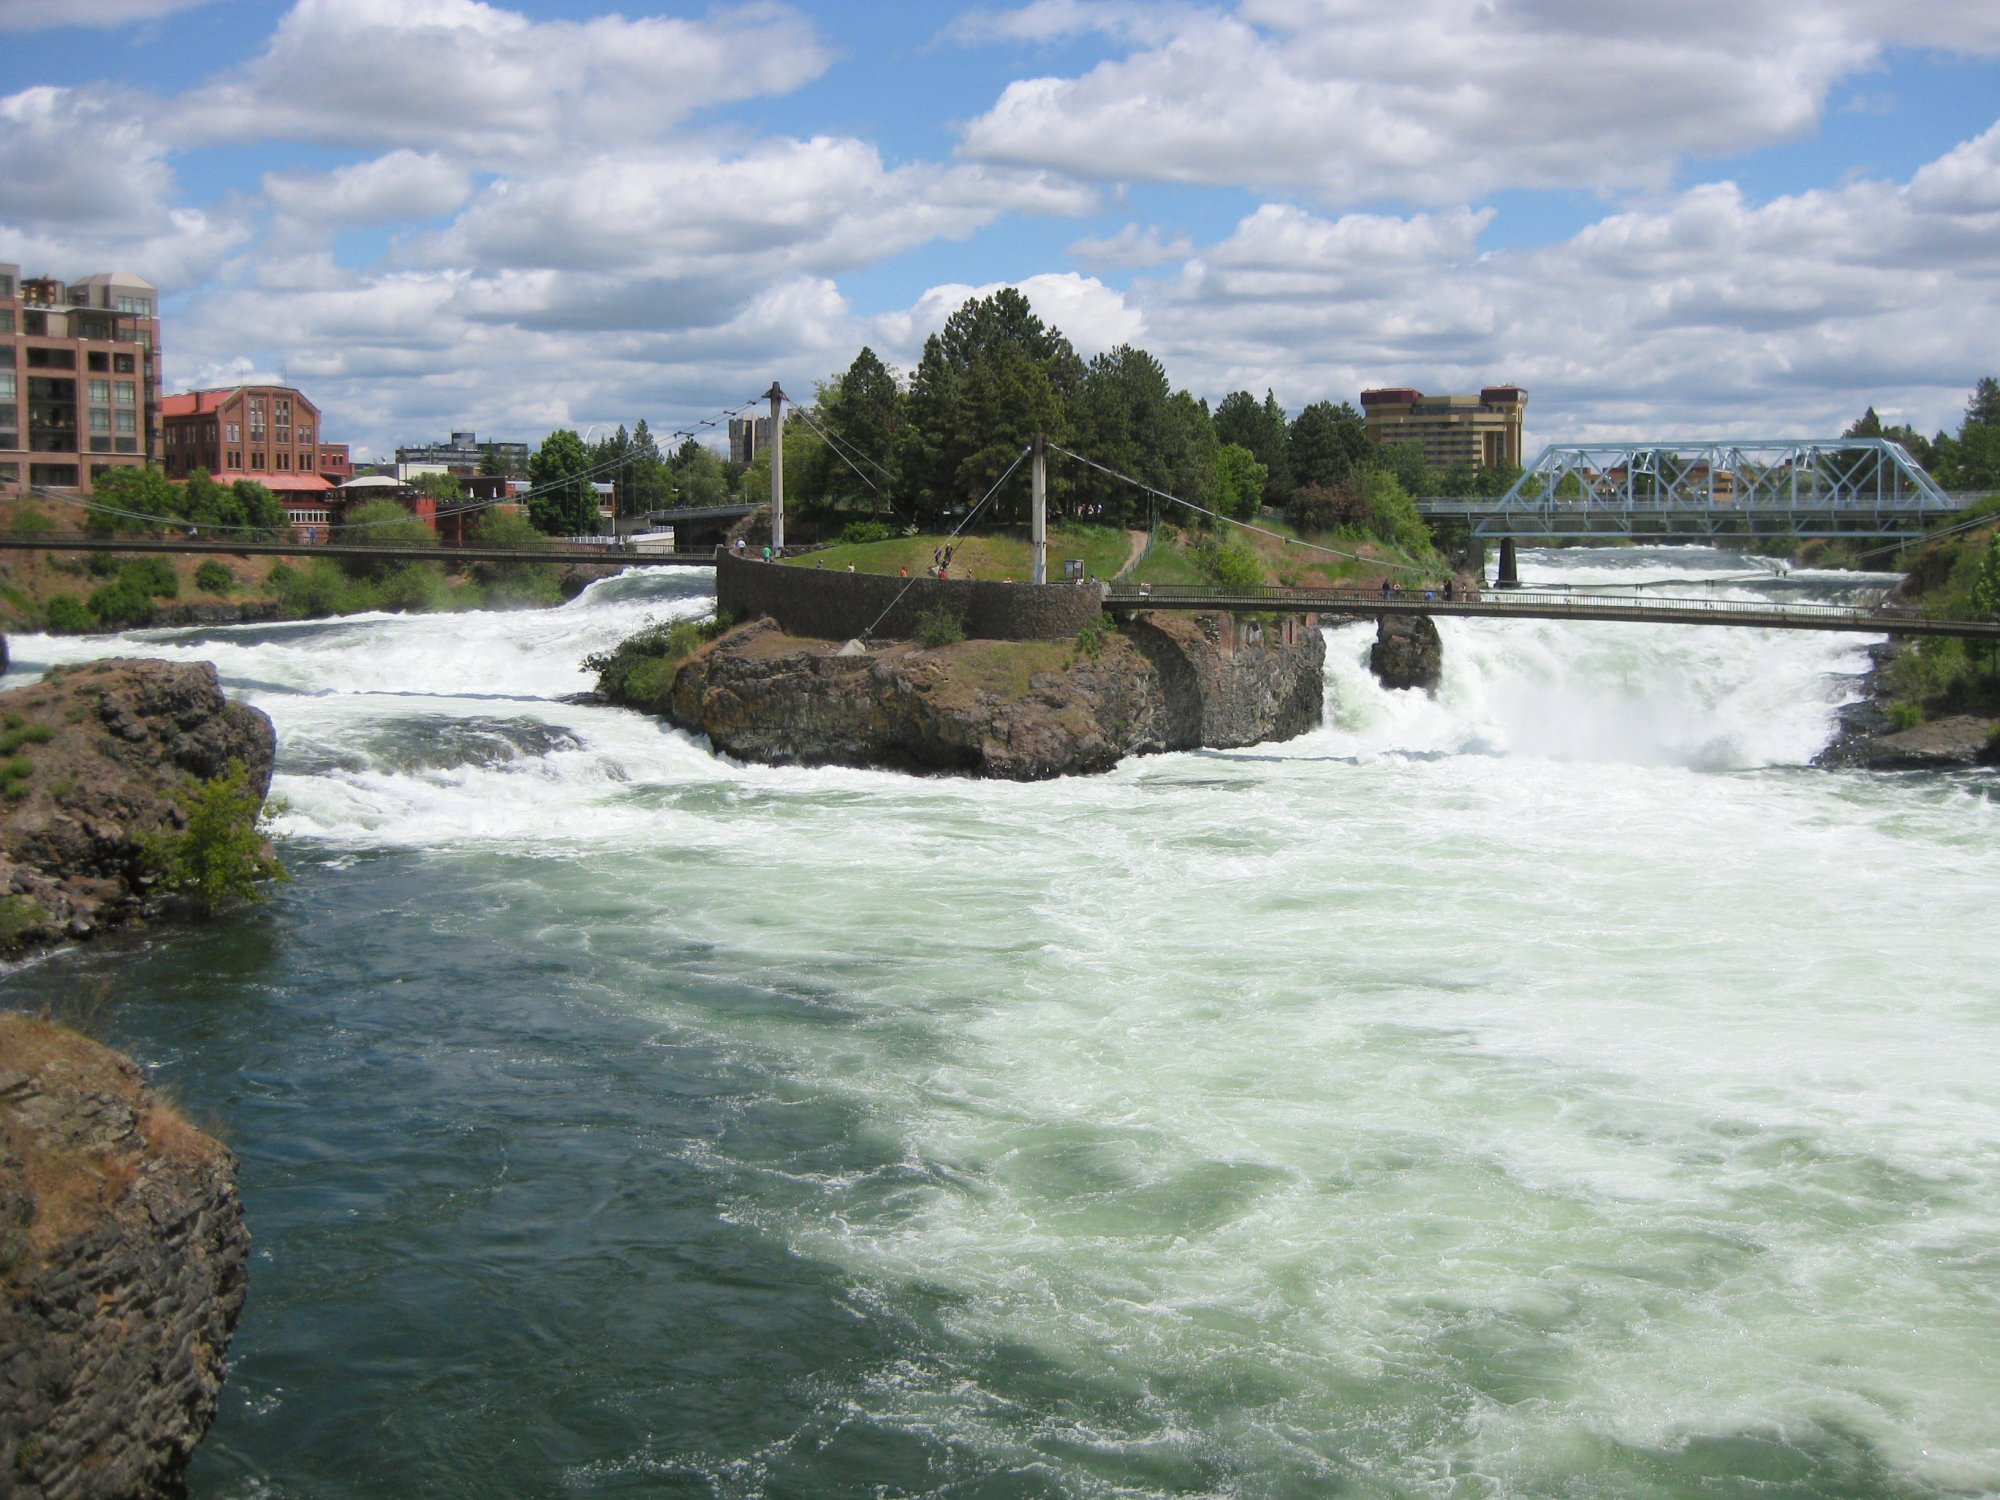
1369,613,1443,692
0,1014,249,1499
0,659,277,955
1816,713,2000,770
661,613,1325,779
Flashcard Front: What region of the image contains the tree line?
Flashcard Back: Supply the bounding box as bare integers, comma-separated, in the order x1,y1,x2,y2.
1844,376,2000,492
522,287,1512,546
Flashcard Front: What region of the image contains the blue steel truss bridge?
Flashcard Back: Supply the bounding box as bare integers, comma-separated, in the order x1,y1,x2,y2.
1416,439,1962,540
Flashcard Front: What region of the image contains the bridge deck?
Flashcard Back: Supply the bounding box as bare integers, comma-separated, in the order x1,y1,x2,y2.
1102,582,2000,640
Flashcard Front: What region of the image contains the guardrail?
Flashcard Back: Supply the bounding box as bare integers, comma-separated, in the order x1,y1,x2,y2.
1101,582,2000,640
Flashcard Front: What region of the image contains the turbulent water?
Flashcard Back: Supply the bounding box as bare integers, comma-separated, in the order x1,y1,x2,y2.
5,547,1997,1499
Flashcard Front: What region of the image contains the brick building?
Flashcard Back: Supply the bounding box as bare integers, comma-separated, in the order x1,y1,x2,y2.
1360,386,1527,472
1,263,162,499
161,384,351,534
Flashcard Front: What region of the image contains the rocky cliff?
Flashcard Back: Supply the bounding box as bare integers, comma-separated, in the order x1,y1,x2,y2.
0,1013,249,1500
659,612,1325,779
1,659,277,955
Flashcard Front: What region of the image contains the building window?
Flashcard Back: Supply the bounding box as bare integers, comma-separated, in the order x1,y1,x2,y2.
115,409,135,435
0,311,13,335
90,409,110,434
0,274,12,297
0,463,18,483
114,382,134,406
300,424,314,445
277,451,290,470
0,373,13,400
89,379,110,403
251,452,264,470
226,422,241,442
113,353,134,373
26,349,75,370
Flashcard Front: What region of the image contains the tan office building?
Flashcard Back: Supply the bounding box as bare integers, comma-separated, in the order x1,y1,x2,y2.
1360,386,1527,471
1,264,162,499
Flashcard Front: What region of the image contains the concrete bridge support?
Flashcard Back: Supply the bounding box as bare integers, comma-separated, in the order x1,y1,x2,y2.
1495,536,1520,589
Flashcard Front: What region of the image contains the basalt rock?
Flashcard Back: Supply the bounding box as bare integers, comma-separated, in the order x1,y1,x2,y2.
1369,613,1443,692
658,612,1324,779
0,1014,249,1500
0,658,277,956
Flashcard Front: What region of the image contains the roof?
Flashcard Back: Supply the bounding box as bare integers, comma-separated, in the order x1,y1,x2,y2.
339,474,404,489
207,471,333,493
162,389,238,418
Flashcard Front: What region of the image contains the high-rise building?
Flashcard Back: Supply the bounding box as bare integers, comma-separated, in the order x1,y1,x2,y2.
1,263,162,499
728,415,772,467
1360,386,1527,472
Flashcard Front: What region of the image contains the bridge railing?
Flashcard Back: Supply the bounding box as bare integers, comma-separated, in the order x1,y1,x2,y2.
1101,580,1986,632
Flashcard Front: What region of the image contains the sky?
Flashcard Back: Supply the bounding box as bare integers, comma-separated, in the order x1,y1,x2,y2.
4,0,1999,463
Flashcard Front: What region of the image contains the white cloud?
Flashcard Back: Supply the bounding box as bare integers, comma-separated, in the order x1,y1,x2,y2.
0,0,215,29
1067,223,1193,269
958,0,2000,206
263,150,473,229
0,86,174,229
945,0,1197,47
168,0,833,162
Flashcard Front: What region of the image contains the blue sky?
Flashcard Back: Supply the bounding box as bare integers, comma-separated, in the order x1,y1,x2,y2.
4,0,1999,460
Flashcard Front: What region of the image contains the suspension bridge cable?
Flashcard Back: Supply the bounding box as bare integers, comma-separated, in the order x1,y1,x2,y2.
859,446,1031,642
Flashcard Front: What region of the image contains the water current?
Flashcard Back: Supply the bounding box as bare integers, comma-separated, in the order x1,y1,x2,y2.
4,547,1997,1498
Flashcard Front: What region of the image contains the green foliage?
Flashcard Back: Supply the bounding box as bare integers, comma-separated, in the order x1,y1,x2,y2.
1360,468,1434,555
87,575,157,629
0,722,53,753
1288,400,1371,491
1072,614,1112,660
338,497,435,582
0,894,49,948
86,550,121,578
43,594,92,634
913,605,967,648
1211,443,1268,521
9,503,54,535
1886,701,1925,731
194,559,234,593
143,758,288,916
840,519,899,546
87,466,176,534
583,614,734,707
528,428,598,536
122,555,179,598
1191,534,1266,591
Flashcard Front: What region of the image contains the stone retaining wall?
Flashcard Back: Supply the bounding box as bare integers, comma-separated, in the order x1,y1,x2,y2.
715,551,1106,642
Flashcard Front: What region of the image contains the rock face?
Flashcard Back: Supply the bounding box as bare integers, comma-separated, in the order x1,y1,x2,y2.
1369,613,1443,692
0,659,277,955
0,1014,249,1499
662,612,1325,779
1815,713,1999,770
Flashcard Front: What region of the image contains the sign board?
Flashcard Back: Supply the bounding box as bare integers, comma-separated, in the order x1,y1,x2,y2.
1063,558,1085,582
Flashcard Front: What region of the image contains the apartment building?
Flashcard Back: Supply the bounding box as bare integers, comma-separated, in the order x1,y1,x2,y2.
161,384,349,533
728,415,772,466
1,263,162,499
1360,386,1527,471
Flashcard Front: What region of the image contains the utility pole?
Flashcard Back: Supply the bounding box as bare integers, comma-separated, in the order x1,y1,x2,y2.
765,381,786,553
1031,432,1047,585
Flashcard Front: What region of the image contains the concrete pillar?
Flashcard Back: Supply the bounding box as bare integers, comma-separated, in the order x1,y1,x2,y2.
765,381,786,553
1031,433,1047,586
1495,535,1519,589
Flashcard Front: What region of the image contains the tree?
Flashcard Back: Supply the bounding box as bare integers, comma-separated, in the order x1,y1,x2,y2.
1212,443,1267,521
676,446,732,508
1072,344,1176,524
1215,390,1293,509
144,758,288,916
1288,400,1370,491
87,465,176,534
903,288,1082,525
527,428,596,535
478,447,512,478
811,347,905,510
1377,440,1434,499
1965,377,2000,432
338,496,435,584
411,470,466,506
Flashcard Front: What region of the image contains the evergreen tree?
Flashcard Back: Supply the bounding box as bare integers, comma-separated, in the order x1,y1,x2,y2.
812,347,904,509
1288,400,1370,491
1964,377,2000,432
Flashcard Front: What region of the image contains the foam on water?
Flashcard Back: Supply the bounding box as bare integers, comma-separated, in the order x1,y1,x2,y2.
10,552,1997,1497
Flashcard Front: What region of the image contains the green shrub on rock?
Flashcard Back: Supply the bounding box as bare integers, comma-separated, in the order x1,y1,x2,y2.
142,758,288,917
194,560,234,593
43,595,92,634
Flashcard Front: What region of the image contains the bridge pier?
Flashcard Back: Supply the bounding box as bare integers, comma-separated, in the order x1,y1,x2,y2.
1495,536,1520,590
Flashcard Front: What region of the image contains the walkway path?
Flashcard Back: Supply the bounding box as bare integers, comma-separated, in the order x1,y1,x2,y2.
1114,529,1150,580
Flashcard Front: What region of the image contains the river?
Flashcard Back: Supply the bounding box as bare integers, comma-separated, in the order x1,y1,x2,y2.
4,547,1996,1499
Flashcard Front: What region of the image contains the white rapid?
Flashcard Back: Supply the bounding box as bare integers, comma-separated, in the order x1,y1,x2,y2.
6,547,1995,1499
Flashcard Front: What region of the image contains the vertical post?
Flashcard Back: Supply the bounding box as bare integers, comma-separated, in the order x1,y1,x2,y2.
1031,433,1047,586
1495,535,1519,589
765,381,786,554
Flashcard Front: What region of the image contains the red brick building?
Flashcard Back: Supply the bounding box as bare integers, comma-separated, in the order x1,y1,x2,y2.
161,384,351,534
